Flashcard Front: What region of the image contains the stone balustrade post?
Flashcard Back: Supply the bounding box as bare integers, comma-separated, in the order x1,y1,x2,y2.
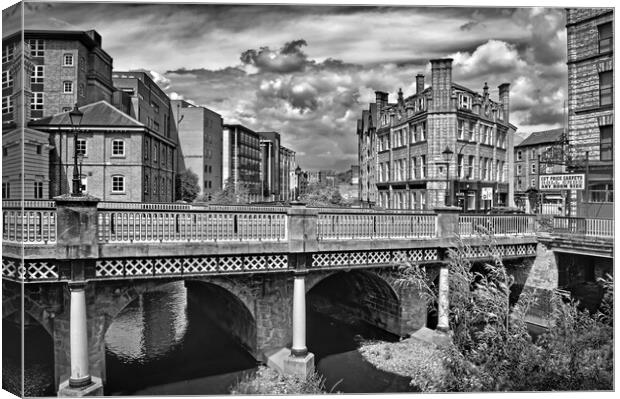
434,206,461,239
286,202,319,269
55,194,103,396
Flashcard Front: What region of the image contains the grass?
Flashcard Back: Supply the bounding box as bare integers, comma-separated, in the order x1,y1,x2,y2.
230,366,326,395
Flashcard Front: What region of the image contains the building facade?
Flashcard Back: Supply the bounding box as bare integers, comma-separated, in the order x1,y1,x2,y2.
112,71,176,202
514,128,565,214
279,146,296,202
32,101,175,202
222,124,262,202
258,131,281,201
566,8,614,218
358,59,514,211
171,99,223,200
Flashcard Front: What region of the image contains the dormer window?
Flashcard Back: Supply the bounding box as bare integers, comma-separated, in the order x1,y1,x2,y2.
458,93,471,109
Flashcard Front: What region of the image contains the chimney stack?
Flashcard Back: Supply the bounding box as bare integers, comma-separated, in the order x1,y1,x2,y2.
430,58,453,112
498,83,510,123
375,90,389,110
416,73,425,94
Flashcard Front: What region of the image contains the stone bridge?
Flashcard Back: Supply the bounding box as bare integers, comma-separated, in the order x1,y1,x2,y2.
2,197,611,395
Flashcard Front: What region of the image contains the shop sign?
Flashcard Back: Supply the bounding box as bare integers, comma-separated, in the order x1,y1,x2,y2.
481,187,493,200
539,174,585,190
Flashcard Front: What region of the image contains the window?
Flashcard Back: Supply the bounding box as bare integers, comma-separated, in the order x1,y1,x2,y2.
458,93,471,109
531,164,536,174
599,71,613,106
589,183,613,203
598,22,613,53
32,65,44,84
151,101,160,113
531,178,536,188
153,121,160,132
36,145,42,154
63,53,74,66
112,140,125,156
458,120,465,140
2,71,12,88
517,165,522,175
80,176,88,194
79,56,86,71
2,97,13,116
29,40,44,57
153,143,158,162
420,122,426,141
516,151,522,161
63,81,73,93
467,156,474,179
2,44,14,63
144,175,150,194
2,182,10,198
30,92,43,111
76,138,87,156
458,154,464,178
600,125,613,161
481,157,487,180
530,149,536,159
79,84,84,97
420,155,426,179
144,139,149,160
112,176,125,193
411,157,417,179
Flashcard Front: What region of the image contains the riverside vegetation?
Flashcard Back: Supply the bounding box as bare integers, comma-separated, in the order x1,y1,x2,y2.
231,236,613,393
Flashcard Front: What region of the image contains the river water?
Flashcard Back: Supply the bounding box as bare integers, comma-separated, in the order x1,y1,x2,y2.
3,280,417,396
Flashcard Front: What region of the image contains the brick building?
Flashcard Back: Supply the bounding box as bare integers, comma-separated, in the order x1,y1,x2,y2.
566,8,614,218
358,59,515,211
171,99,223,200
2,29,113,199
222,124,262,202
30,101,175,202
514,128,565,213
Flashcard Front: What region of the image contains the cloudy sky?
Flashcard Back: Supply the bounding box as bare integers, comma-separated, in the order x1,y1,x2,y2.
4,1,571,171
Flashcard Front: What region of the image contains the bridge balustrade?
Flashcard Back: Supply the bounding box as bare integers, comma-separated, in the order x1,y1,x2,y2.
2,203,57,244
458,214,537,237
316,211,436,240
553,216,614,238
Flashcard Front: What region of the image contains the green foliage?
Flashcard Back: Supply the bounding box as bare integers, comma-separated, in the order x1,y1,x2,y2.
395,237,614,392
200,177,250,205
174,169,200,202
300,182,349,207
230,366,326,395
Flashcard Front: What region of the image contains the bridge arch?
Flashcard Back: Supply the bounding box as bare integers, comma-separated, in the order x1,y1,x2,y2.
307,269,402,335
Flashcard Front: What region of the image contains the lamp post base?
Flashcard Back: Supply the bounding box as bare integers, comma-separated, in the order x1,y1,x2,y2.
58,376,103,397
283,352,315,379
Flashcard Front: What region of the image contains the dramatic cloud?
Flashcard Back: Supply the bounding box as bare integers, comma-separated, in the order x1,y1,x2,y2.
16,2,569,170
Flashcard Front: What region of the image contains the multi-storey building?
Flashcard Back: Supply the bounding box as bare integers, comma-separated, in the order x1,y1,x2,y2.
2,29,113,199
258,131,281,201
31,101,175,202
358,59,515,211
279,146,296,202
514,128,565,213
222,124,262,202
566,8,613,218
3,30,114,120
171,99,223,200
111,71,176,202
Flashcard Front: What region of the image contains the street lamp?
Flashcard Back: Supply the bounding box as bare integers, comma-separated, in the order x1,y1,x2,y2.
295,165,302,201
69,104,84,196
442,146,454,206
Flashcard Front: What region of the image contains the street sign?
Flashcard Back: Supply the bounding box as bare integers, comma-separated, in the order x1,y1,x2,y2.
539,174,585,190
481,187,493,200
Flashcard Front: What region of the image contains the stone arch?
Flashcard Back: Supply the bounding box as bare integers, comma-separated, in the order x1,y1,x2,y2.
2,282,63,338
306,269,402,335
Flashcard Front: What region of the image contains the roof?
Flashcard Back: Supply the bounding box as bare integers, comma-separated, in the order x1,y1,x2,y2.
515,128,564,148
29,101,145,128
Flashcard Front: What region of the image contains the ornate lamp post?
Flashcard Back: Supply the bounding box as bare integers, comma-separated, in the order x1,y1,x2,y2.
442,146,454,206
69,104,84,196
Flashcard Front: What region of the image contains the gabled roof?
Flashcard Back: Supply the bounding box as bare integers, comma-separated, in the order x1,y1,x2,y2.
516,128,564,148
30,101,145,128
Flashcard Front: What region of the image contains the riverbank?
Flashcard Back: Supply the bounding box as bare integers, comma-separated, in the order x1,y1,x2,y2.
358,334,447,392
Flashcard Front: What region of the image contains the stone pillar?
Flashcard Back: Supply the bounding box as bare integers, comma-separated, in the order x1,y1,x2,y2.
436,264,450,333
286,202,319,255
284,272,315,378
57,283,103,396
291,274,307,356
434,206,461,239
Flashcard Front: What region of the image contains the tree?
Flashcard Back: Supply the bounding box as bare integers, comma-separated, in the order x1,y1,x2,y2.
201,177,250,205
300,182,349,207
175,169,200,202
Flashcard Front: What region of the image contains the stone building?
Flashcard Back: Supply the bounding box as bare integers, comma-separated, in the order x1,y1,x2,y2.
222,124,262,202
30,101,175,202
566,8,613,218
171,99,223,200
514,128,565,214
279,145,296,202
357,59,515,211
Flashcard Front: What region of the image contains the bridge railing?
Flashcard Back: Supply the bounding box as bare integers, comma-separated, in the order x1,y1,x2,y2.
97,207,288,243
458,214,537,237
317,211,437,240
552,216,614,239
2,208,57,244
